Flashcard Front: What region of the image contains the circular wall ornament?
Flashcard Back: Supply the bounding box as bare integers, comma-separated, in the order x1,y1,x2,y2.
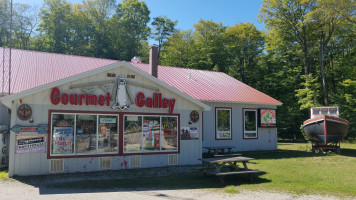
17,104,32,121
190,110,199,123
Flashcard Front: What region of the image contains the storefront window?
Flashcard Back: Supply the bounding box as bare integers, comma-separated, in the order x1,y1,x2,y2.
123,114,179,153
143,116,160,151
216,108,231,139
244,109,257,139
51,112,119,156
50,112,178,156
76,115,97,154
124,116,142,152
98,115,118,153
51,114,75,154
161,117,178,150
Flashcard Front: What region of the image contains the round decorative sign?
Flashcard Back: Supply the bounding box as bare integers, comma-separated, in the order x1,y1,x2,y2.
17,104,32,121
190,110,199,123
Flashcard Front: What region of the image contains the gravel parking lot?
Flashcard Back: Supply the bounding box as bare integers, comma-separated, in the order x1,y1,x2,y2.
0,180,345,200
0,166,350,200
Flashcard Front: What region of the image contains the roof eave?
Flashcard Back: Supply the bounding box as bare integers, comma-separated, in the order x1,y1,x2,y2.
201,100,283,106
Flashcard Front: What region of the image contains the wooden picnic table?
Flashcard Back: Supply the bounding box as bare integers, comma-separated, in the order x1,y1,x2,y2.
203,146,234,155
199,156,263,183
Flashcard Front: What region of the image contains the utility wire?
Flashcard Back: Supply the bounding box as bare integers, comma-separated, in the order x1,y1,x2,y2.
1,0,7,96
8,0,12,95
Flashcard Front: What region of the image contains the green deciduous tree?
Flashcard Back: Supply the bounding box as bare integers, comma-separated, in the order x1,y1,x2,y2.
151,16,177,62
260,0,316,77
224,22,265,85
38,0,73,53
113,0,150,61
160,29,195,68
0,0,10,47
191,20,227,72
12,3,38,49
304,0,355,106
83,0,116,58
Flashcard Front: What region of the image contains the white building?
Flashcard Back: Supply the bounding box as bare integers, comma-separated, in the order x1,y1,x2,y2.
0,47,281,176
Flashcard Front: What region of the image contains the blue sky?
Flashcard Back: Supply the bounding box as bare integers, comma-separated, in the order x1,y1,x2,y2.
15,0,264,30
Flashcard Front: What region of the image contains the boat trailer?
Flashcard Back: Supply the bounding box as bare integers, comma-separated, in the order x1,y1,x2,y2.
312,142,341,154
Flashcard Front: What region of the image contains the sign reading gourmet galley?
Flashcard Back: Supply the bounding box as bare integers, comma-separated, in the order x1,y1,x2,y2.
135,92,176,113
50,87,111,106
50,88,176,113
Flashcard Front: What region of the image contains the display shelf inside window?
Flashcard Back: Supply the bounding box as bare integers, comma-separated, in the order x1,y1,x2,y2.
161,117,178,150
124,115,179,153
98,115,118,153
76,115,97,154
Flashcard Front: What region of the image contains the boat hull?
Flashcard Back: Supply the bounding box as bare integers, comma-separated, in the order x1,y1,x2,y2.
303,115,349,145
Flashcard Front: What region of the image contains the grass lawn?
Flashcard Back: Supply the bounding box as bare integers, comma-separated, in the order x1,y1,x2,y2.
240,142,356,197
0,170,9,181
2,142,356,197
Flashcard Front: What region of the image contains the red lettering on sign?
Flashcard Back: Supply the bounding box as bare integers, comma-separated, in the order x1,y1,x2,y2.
135,92,176,113
50,88,112,107
79,94,85,105
162,98,168,108
50,87,61,105
98,95,105,106
106,92,111,106
146,97,153,108
69,94,78,105
62,93,69,105
169,99,176,114
136,92,145,107
86,94,97,105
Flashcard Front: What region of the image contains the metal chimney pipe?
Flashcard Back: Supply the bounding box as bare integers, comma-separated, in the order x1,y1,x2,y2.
149,46,158,78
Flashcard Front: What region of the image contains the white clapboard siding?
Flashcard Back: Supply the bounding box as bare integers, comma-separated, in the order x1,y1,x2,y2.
8,66,204,176
202,102,278,152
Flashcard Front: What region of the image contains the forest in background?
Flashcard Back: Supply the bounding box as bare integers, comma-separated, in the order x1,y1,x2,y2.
0,0,355,139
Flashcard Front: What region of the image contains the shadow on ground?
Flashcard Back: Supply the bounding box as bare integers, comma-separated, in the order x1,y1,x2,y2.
12,166,270,195
243,149,356,160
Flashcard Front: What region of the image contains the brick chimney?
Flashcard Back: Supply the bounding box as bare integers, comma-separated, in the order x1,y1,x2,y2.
149,46,158,78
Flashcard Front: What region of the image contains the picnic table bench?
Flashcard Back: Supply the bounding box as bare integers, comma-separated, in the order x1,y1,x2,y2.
203,146,234,155
199,156,263,183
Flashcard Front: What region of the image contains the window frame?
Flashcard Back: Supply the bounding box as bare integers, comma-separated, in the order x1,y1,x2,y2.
215,107,232,140
97,114,119,154
47,110,181,158
243,108,258,139
49,110,119,158
123,114,179,154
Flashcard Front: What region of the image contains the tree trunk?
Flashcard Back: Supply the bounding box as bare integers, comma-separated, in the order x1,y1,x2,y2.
319,32,329,106
303,42,309,76
239,58,246,83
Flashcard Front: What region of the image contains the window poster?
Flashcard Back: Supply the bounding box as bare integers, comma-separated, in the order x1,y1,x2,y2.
143,118,160,151
16,135,46,154
180,127,199,140
259,109,277,127
53,127,73,154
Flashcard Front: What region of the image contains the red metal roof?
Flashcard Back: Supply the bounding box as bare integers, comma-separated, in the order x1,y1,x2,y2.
131,63,281,105
0,48,117,95
0,48,281,105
